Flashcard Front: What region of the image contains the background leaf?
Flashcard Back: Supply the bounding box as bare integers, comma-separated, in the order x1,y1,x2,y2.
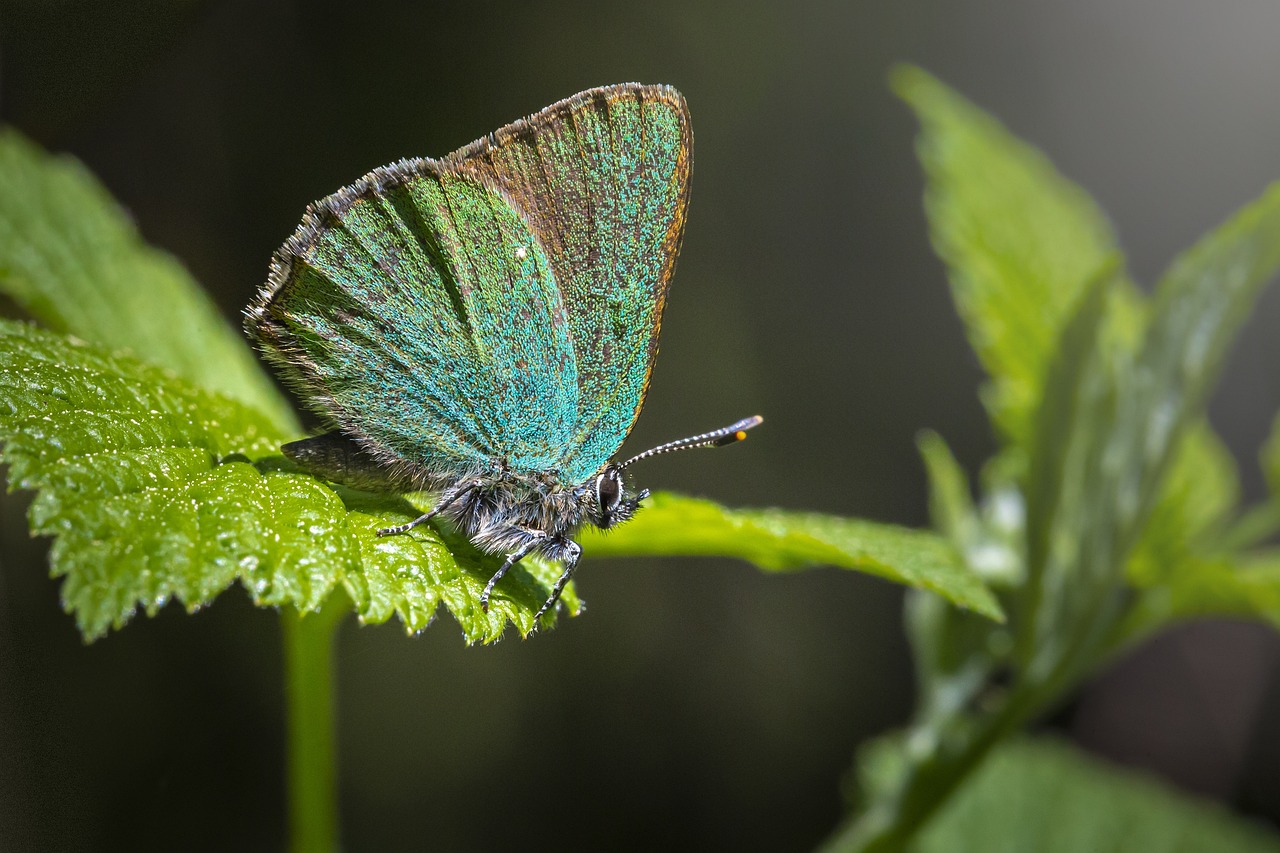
1122,552,1280,643
916,430,977,548
891,65,1140,447
1016,267,1122,676
911,738,1280,853
838,66,1280,853
0,129,295,430
1116,424,1278,639
1099,178,1280,644
1019,173,1280,687
892,66,1275,645
909,432,1016,717
1129,424,1240,580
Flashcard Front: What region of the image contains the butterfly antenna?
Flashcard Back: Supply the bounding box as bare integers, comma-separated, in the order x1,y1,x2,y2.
618,415,763,470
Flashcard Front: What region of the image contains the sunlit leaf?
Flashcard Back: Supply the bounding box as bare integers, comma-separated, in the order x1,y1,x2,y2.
0,320,578,643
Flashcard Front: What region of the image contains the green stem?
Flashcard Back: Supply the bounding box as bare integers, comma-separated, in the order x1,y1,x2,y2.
284,594,347,853
817,695,1030,853
820,616,1117,853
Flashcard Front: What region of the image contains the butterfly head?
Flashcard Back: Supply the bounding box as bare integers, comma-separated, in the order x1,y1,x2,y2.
587,415,763,531
590,465,649,530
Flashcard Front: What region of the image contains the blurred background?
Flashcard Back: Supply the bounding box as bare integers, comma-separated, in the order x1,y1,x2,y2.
3,1,1280,850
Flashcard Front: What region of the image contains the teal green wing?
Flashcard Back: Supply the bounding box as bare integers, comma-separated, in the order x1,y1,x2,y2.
246,164,580,481
444,83,692,484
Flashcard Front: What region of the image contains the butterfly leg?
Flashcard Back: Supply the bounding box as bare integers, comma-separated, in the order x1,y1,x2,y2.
479,531,548,613
376,480,480,537
534,538,582,621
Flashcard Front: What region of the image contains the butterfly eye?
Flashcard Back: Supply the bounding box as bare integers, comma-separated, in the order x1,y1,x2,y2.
596,468,622,512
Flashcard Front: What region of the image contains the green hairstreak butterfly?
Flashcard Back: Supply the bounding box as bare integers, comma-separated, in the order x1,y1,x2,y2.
246,83,761,619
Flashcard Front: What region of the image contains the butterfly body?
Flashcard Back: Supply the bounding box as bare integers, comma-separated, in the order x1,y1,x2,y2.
247,84,758,619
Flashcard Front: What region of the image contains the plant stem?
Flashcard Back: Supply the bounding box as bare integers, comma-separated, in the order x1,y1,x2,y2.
284,594,347,853
819,629,1109,853
817,697,1026,853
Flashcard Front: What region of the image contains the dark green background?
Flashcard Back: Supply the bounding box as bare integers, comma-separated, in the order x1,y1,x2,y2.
3,1,1280,850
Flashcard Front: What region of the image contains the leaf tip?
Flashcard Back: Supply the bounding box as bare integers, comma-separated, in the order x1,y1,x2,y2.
888,63,940,107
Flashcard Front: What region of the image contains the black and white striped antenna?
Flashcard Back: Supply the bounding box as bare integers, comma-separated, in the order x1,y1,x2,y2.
617,415,763,470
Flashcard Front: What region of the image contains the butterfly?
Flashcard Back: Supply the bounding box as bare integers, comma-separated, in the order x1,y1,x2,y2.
245,83,761,620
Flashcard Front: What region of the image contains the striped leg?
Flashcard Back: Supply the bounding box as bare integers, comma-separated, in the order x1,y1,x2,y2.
534,539,582,621
479,532,547,613
376,480,479,537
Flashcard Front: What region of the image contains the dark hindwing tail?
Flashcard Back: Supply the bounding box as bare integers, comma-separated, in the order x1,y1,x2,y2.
282,430,426,493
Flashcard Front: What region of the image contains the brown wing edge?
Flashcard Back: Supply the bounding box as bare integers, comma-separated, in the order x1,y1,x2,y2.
245,154,445,348
441,83,693,452
242,153,533,402
245,83,689,343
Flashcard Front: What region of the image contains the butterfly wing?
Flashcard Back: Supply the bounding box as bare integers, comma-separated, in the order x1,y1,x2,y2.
246,163,580,482
443,83,692,484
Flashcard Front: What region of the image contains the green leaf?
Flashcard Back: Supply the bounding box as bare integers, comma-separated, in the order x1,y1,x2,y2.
911,738,1280,853
581,492,1004,621
892,65,1141,447
1113,423,1279,641
1260,409,1280,502
1137,178,1280,482
0,319,579,643
1021,176,1280,675
335,489,583,642
1122,552,1280,643
0,129,295,430
846,69,1280,853
917,430,976,547
910,434,1016,714
1017,266,1120,674
895,62,1280,654
918,430,1023,588
1105,178,1280,629
1128,424,1239,583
